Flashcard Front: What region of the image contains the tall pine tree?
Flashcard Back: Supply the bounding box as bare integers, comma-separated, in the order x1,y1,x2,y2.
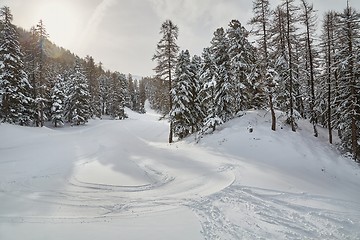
50,74,65,127
108,72,127,120
299,0,319,137
0,6,32,125
334,4,360,160
170,50,202,139
152,20,179,143
250,0,277,130
210,27,233,123
199,47,224,134
319,11,338,144
64,61,91,125
85,55,101,118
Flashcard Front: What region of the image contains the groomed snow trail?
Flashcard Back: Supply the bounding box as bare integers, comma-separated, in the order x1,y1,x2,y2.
0,108,360,239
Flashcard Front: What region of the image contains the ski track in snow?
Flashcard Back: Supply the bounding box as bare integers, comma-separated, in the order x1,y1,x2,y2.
190,185,360,240
1,108,360,239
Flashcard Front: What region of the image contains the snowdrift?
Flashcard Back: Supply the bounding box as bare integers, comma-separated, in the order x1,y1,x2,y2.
194,110,360,200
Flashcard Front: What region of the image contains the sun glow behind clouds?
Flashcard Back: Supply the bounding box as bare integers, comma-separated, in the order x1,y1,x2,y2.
32,1,85,50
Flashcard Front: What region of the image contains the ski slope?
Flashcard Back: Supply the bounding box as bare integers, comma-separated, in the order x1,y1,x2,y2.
0,106,360,239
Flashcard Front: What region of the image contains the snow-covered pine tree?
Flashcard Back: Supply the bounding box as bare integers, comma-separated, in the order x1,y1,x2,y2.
0,6,33,125
227,19,264,111
108,72,127,120
246,57,266,110
170,50,191,139
134,79,141,112
98,73,111,115
170,50,202,139
152,19,180,143
138,79,146,113
199,47,224,134
22,26,40,125
64,61,91,125
190,54,205,131
127,74,138,111
333,4,360,160
209,27,233,123
50,74,65,127
85,55,101,118
119,73,129,116
34,20,49,127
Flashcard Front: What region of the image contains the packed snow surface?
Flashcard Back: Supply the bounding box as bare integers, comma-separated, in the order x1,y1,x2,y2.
1,106,360,239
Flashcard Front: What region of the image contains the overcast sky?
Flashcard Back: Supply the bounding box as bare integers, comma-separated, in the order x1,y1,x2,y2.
2,0,360,77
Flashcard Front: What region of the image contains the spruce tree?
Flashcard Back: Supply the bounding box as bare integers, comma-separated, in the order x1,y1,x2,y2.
127,74,137,111
50,75,65,127
210,27,233,123
64,61,91,125
227,19,264,111
0,6,33,125
108,72,127,120
85,56,101,118
34,20,49,127
138,79,146,113
22,26,40,125
190,55,205,131
199,47,224,133
170,50,199,139
170,50,190,139
98,73,111,115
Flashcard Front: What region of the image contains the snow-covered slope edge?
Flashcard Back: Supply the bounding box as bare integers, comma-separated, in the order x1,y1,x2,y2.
191,110,359,199
183,110,360,239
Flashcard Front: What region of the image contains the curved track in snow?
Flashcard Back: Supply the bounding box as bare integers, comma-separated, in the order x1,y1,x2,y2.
1,108,360,239
0,109,235,224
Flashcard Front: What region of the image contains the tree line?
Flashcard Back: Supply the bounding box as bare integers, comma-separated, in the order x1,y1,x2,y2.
150,0,360,161
0,6,146,127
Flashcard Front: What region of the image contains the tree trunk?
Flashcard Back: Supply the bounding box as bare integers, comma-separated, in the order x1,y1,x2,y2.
286,0,296,132
351,115,357,160
269,94,276,131
168,48,173,144
327,63,332,144
304,4,317,137
169,121,173,143
326,15,333,144
347,11,358,160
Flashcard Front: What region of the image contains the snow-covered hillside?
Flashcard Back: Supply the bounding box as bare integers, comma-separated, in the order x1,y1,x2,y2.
0,106,360,240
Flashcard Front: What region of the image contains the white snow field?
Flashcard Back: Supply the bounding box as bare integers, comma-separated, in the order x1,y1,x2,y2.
1,106,360,240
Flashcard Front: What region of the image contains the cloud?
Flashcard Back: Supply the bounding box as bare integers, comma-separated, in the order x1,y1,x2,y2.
78,0,117,51
148,0,253,56
148,0,218,25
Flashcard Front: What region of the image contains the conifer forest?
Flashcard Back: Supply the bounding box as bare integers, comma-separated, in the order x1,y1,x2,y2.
1,0,360,162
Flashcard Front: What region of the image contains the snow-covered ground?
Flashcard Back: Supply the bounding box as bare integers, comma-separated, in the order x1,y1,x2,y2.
1,106,360,240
